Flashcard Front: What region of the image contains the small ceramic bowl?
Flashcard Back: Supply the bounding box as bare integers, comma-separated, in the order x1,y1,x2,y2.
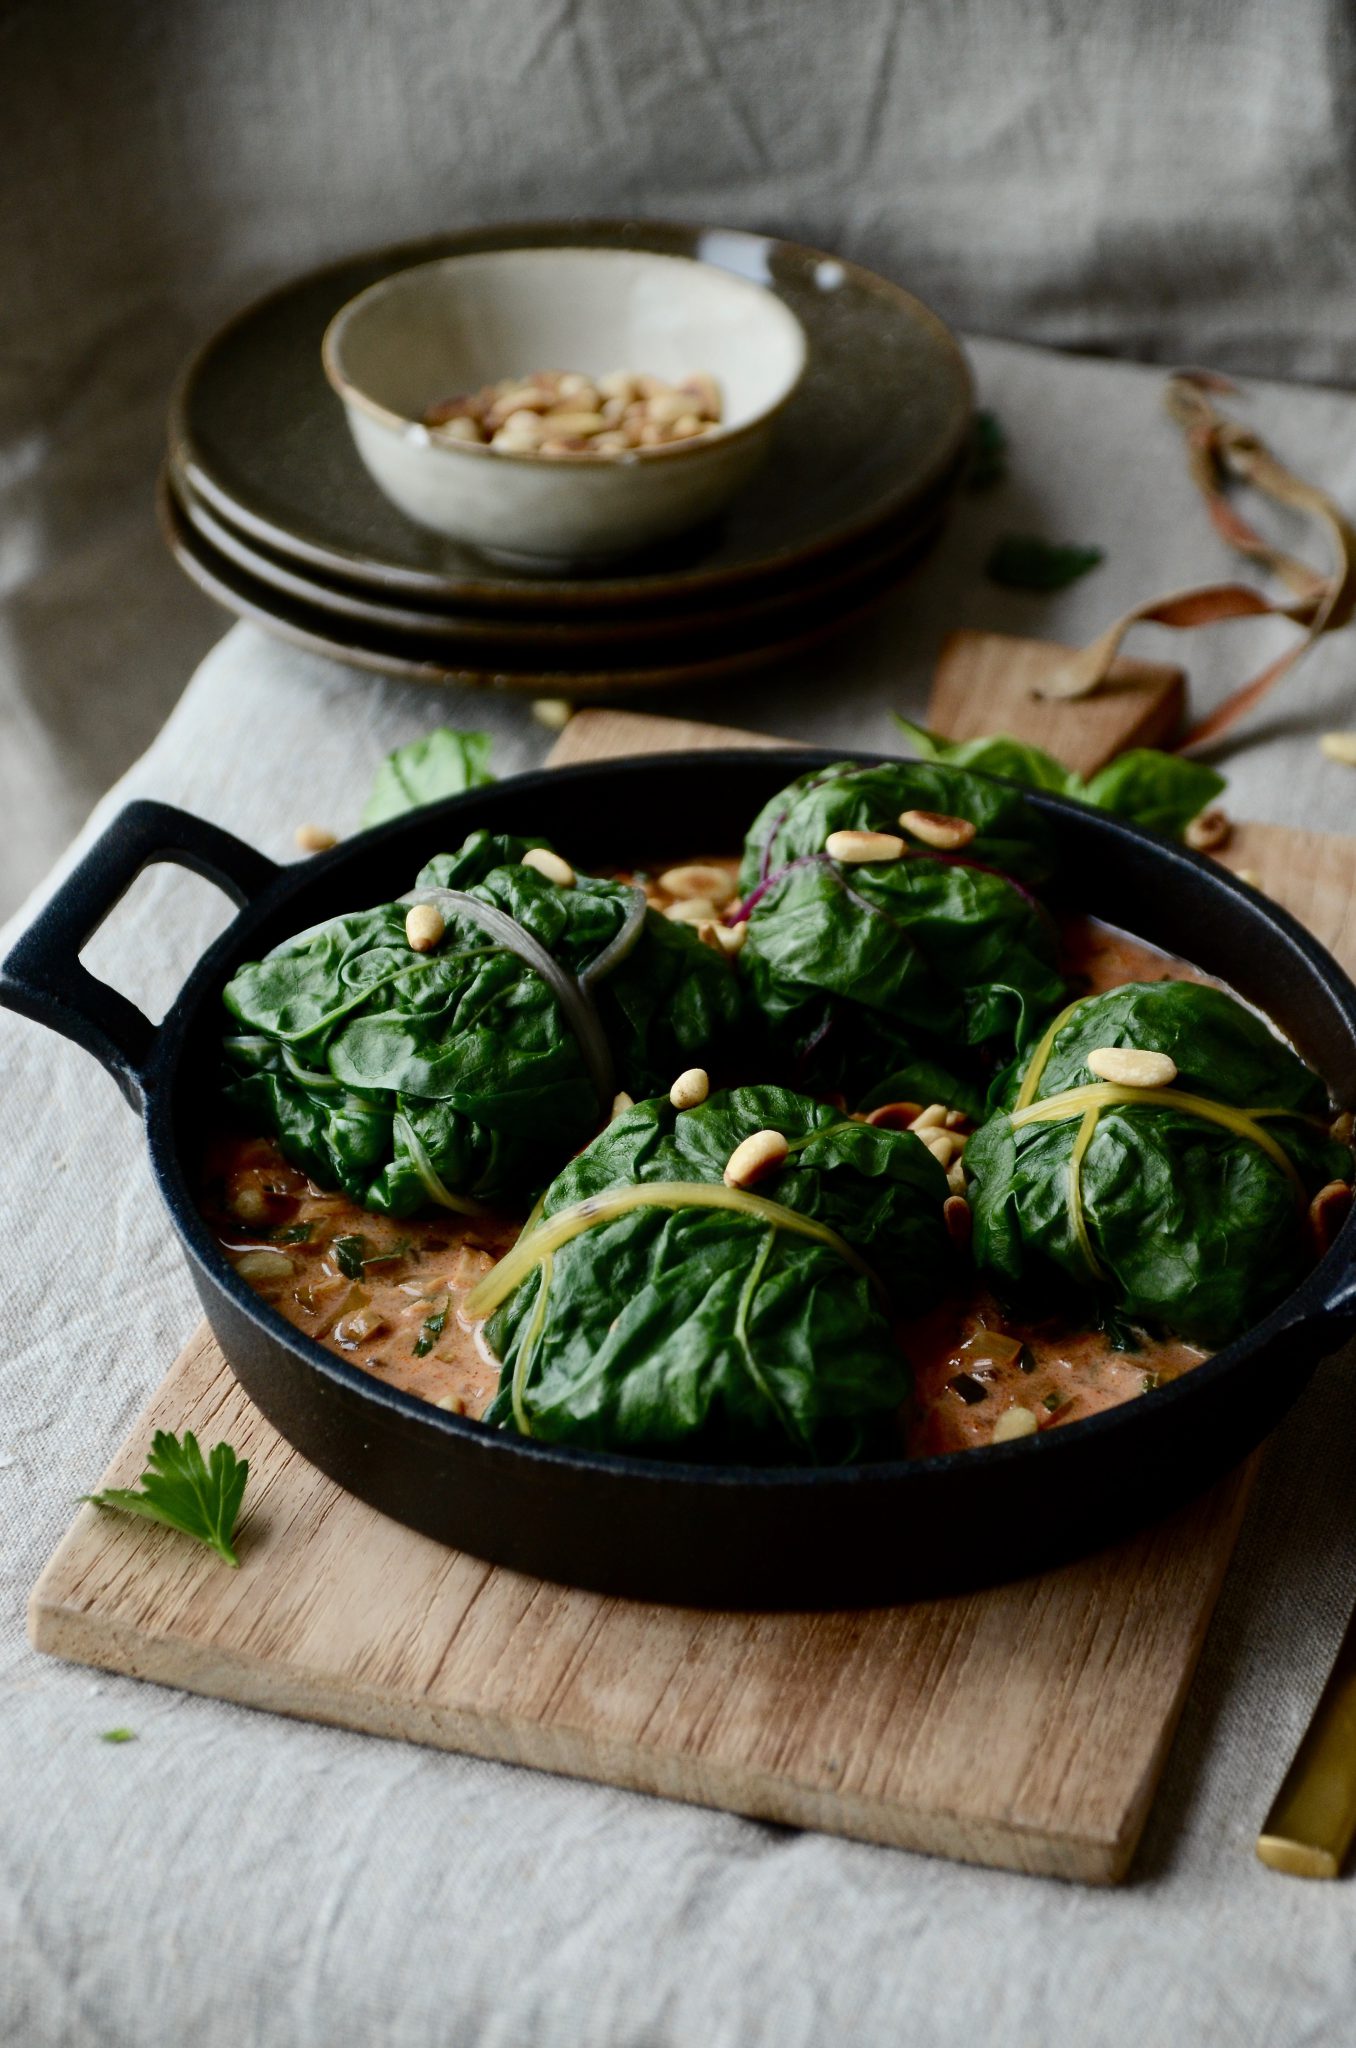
321,247,807,564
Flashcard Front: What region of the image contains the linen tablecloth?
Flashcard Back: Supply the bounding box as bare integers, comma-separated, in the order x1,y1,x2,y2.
7,336,1356,2047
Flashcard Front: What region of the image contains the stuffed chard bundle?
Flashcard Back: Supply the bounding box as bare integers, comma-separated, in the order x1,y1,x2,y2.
467,1084,953,1463
221,830,743,1215
965,979,1351,1347
735,760,1067,1116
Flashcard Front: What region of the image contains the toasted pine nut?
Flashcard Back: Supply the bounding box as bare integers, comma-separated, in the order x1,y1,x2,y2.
234,1249,295,1282
943,1193,971,1244
644,392,690,426
679,372,721,418
294,823,337,853
946,1157,968,1195
433,415,482,443
1330,1110,1354,1145
1309,1179,1353,1254
1235,868,1263,889
610,1091,634,1120
494,387,555,416
921,1130,960,1167
911,1103,949,1132
230,1184,271,1224
865,1101,922,1130
1184,808,1232,853
664,896,719,924
669,1067,710,1110
669,414,704,439
556,372,596,401
1086,1046,1178,1088
405,903,446,953
944,1108,969,1130
531,697,574,730
539,411,608,436
658,863,736,907
499,408,550,437
825,829,906,863
522,846,576,888
992,1406,1038,1443
899,808,977,850
598,371,639,403
712,920,747,955
724,1129,789,1189
1321,732,1356,766
434,1393,468,1413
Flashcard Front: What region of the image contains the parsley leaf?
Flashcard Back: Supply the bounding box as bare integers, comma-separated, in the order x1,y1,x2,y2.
331,1233,369,1279
270,1222,313,1245
101,1728,137,1743
84,1430,249,1568
986,534,1104,591
414,1307,447,1358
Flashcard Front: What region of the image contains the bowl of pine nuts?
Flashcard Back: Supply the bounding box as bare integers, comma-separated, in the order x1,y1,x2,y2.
321,247,807,563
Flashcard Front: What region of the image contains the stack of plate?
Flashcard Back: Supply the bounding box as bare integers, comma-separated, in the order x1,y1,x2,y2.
162,222,973,696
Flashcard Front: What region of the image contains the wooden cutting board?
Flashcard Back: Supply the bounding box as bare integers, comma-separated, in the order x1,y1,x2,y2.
32,671,1356,1885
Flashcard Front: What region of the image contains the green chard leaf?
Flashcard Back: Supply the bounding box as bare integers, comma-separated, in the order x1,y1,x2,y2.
985,535,1104,591
84,1430,249,1568
361,727,494,828
736,759,1064,1107
100,1728,137,1744
221,828,744,1214
966,979,1350,1348
892,722,1226,844
482,1086,954,1464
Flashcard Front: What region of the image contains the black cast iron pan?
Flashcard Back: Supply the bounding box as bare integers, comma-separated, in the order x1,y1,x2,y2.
6,750,1356,1608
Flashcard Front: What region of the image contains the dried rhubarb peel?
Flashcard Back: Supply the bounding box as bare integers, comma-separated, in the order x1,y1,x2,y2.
1033,372,1356,752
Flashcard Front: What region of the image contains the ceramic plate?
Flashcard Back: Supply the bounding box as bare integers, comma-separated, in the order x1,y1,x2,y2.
159,474,941,695
167,460,955,659
170,219,971,613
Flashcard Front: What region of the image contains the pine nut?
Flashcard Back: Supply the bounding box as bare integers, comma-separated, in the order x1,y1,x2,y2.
825,829,906,863
598,371,639,403
521,846,576,888
911,1103,950,1132
1235,868,1263,890
405,903,446,952
644,392,690,426
679,372,721,418
434,1393,468,1413
943,1193,971,1244
946,1157,968,1195
711,921,747,956
921,1130,960,1167
230,1184,271,1224
1184,808,1232,853
610,1091,634,1120
1330,1110,1354,1145
557,372,596,401
664,896,719,923
724,1129,789,1189
234,1249,295,1282
865,1101,922,1130
531,697,574,730
944,1108,969,1130
669,1067,710,1110
432,415,482,443
294,823,337,853
1086,1046,1178,1087
1321,732,1356,766
658,863,736,907
668,414,703,439
539,411,608,436
899,808,977,850
992,1406,1038,1443
1310,1179,1353,1254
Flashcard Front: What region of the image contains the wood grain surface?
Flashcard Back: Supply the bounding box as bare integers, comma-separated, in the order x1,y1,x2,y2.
30,692,1356,1885
929,628,1185,772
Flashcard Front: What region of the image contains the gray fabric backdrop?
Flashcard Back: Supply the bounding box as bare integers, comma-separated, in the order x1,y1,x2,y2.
6,0,1356,913
10,6,1356,2043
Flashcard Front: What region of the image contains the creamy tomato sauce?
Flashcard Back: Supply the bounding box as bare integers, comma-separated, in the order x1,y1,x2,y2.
200,903,1217,1456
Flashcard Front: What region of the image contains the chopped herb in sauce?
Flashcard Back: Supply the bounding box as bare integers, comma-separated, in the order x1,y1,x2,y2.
1042,1392,1065,1413
331,1233,410,1279
414,1308,447,1358
270,1222,313,1245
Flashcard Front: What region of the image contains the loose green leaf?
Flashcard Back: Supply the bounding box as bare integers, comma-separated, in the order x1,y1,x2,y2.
331,1233,369,1280
269,1221,313,1245
101,1728,137,1744
968,410,1008,490
483,1086,953,1462
986,535,1104,591
84,1430,249,1568
893,721,1226,844
222,829,744,1214
361,727,494,828
737,760,1064,1108
413,1307,447,1358
967,980,1348,1347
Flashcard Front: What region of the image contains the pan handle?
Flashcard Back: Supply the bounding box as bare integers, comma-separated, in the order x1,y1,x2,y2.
0,800,278,1114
